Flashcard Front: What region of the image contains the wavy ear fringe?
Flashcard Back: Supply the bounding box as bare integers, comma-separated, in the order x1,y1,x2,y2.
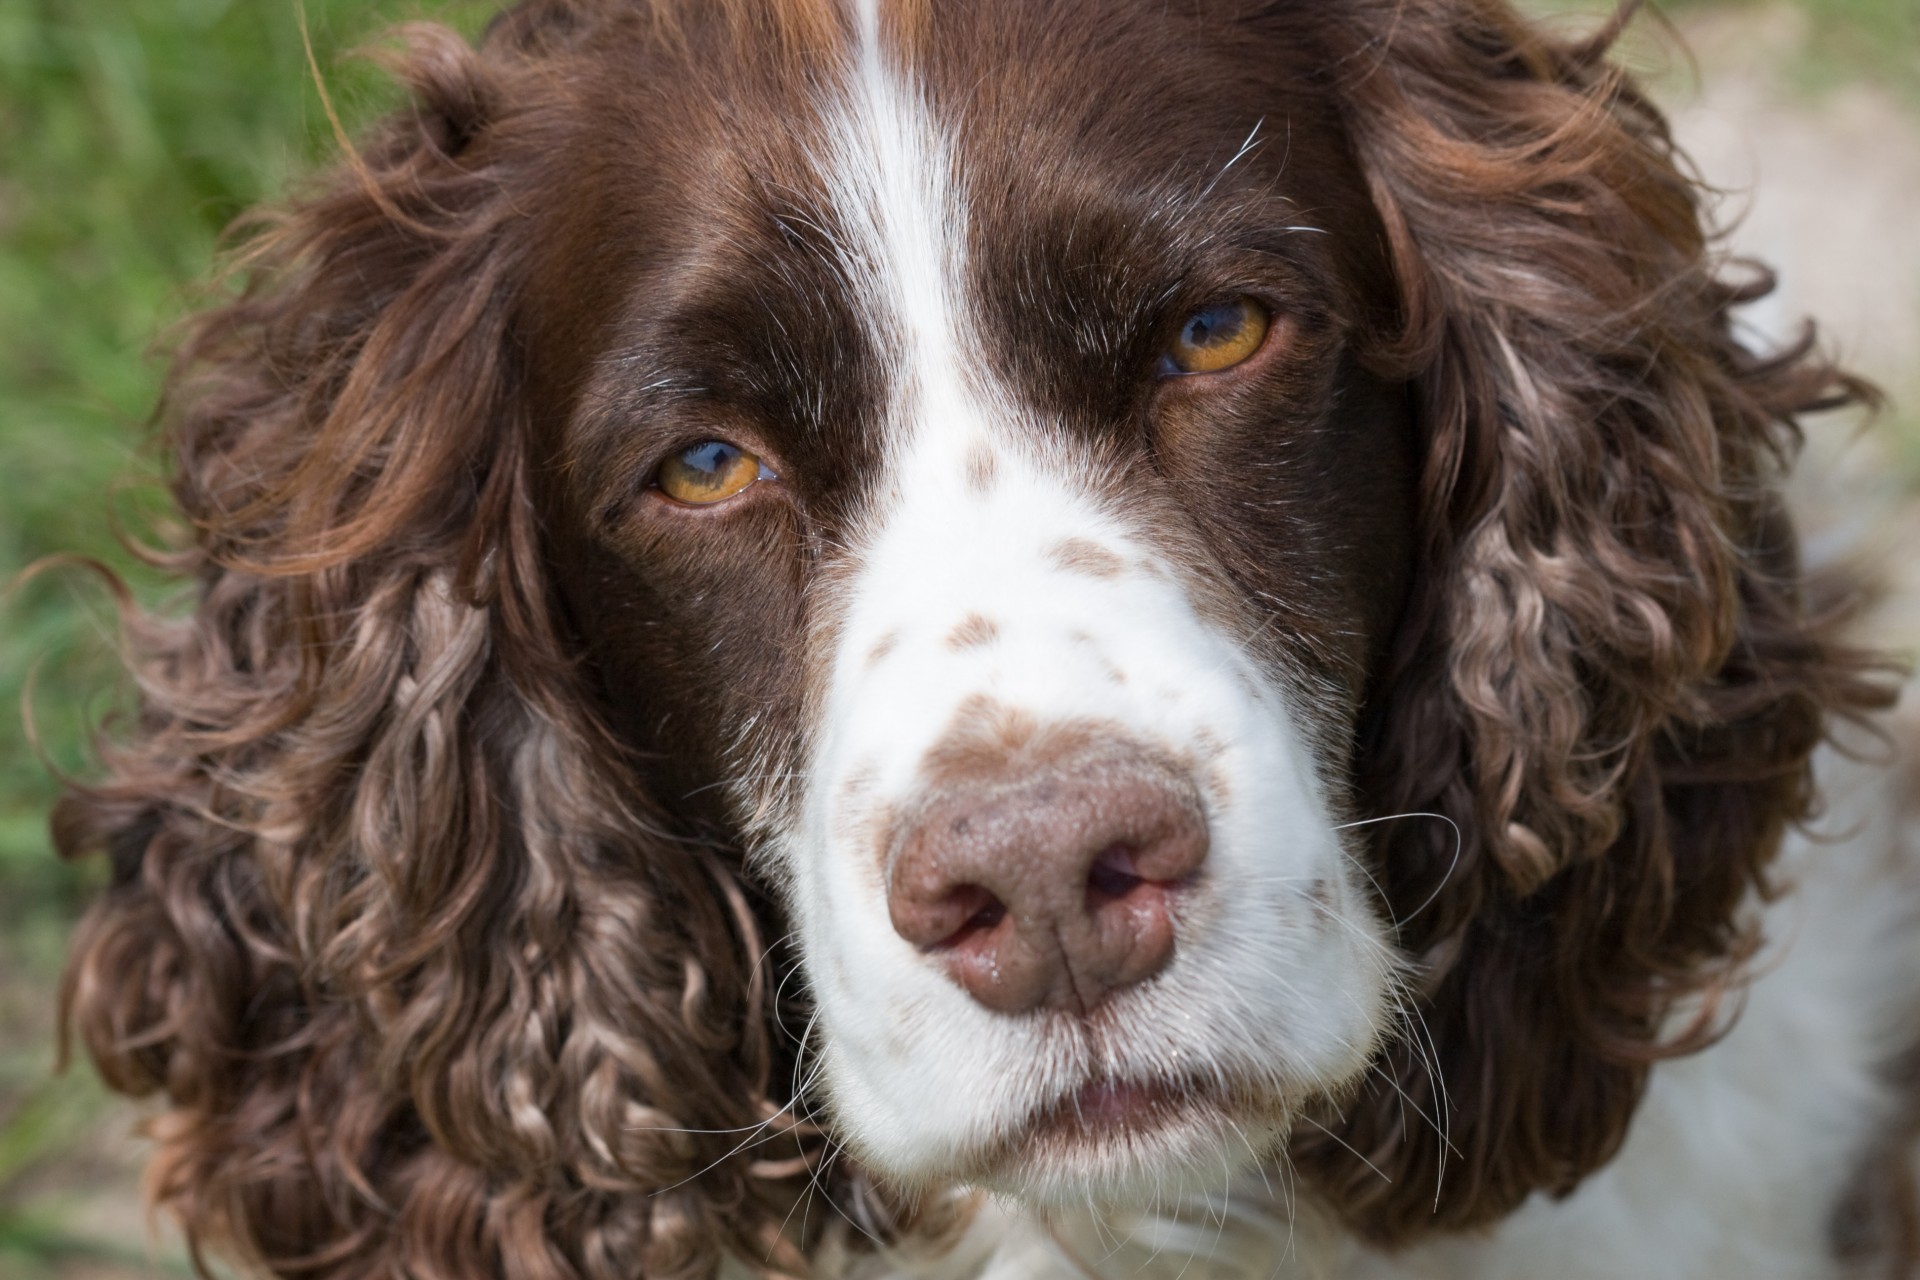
1283,0,1900,1243
52,20,833,1280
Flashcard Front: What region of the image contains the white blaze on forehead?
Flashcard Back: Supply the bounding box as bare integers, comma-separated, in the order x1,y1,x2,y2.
824,0,975,440
780,0,1395,1194
807,0,1147,783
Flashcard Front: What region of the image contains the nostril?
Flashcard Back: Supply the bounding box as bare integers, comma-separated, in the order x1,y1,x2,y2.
1086,842,1146,903
929,884,1007,950
960,892,1007,938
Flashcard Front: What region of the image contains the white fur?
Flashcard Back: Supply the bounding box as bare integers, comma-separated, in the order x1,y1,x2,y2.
761,1,1395,1203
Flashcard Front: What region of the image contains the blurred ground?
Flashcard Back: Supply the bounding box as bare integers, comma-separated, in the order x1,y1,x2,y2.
1661,4,1920,655
0,2,1915,1276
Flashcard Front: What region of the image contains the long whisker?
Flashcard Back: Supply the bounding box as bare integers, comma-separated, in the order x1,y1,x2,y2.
1296,1112,1393,1187
1329,810,1465,929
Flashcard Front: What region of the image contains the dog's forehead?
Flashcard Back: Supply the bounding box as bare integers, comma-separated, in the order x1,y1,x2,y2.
550,0,1369,492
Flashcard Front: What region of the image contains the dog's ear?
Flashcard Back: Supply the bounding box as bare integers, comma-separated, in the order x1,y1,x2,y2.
54,20,816,1279
1282,0,1894,1241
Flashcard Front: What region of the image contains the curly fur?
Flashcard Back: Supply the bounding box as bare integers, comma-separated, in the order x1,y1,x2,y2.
1286,0,1894,1241
56,22,827,1277
51,1,1898,1277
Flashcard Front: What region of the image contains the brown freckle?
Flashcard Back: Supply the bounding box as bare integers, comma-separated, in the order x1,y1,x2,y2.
1307,880,1336,914
1049,537,1125,578
837,766,883,858
840,766,875,806
1177,741,1231,806
1105,661,1127,686
865,631,901,669
966,443,998,494
946,613,1000,650
918,695,1049,788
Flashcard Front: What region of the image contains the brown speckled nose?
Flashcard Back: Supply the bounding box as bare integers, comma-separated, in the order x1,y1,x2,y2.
886,739,1208,1014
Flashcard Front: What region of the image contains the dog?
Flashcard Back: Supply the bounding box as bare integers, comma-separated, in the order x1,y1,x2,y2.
55,1,1920,1276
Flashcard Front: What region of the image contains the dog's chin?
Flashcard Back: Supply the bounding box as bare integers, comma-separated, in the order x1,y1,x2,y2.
944,1076,1295,1209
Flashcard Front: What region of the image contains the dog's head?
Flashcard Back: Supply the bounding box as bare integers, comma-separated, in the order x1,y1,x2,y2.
58,0,1888,1274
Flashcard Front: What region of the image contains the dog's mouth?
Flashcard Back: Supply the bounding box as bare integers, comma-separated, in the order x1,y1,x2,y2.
1034,1075,1195,1136
950,1072,1292,1203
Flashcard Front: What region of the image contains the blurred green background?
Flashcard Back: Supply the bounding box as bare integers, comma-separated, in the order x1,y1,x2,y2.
0,1,1914,1275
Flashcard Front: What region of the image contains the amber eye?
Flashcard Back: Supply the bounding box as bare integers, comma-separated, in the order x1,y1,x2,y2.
655,440,775,505
1163,296,1271,375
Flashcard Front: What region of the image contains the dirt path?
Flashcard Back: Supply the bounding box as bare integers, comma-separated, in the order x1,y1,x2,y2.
1671,7,1920,388
1663,5,1920,656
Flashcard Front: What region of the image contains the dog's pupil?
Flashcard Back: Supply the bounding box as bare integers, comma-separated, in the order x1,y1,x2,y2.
682,440,739,483
1185,302,1242,348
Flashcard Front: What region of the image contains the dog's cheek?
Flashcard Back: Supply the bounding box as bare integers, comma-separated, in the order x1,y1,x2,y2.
544,505,811,828
1153,356,1418,702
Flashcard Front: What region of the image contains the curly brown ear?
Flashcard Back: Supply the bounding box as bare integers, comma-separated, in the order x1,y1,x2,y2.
54,22,814,1280
1282,0,1897,1243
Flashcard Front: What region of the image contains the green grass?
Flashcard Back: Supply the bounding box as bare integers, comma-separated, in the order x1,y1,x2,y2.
0,0,491,842
1672,0,1920,103
1528,0,1920,108
0,0,484,875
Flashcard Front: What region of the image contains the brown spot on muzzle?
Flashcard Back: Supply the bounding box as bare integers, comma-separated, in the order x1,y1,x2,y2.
887,700,1209,1014
945,613,1000,650
965,442,998,494
1048,537,1124,578
865,630,901,669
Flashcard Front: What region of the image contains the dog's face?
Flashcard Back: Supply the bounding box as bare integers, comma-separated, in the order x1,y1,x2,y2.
530,0,1417,1201
61,1,1872,1270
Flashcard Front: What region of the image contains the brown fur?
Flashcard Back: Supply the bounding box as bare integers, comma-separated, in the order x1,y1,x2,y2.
1048,538,1125,579
50,0,1899,1276
964,443,998,495
1284,0,1896,1242
944,613,1000,651
54,17,834,1279
1830,1040,1920,1275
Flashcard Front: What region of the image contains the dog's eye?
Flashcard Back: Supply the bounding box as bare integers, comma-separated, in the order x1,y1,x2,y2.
1163,296,1270,375
656,440,775,505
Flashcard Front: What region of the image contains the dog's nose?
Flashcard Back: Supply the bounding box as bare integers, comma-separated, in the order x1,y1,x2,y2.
886,742,1208,1014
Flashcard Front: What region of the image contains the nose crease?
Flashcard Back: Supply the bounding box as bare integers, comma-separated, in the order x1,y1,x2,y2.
886,733,1209,1014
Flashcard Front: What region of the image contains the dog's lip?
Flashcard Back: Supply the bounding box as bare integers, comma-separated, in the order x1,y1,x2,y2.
1064,1076,1184,1126
925,1067,1295,1191
1025,1073,1213,1138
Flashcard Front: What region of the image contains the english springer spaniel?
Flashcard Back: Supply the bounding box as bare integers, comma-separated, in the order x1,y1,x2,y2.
56,0,1920,1277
